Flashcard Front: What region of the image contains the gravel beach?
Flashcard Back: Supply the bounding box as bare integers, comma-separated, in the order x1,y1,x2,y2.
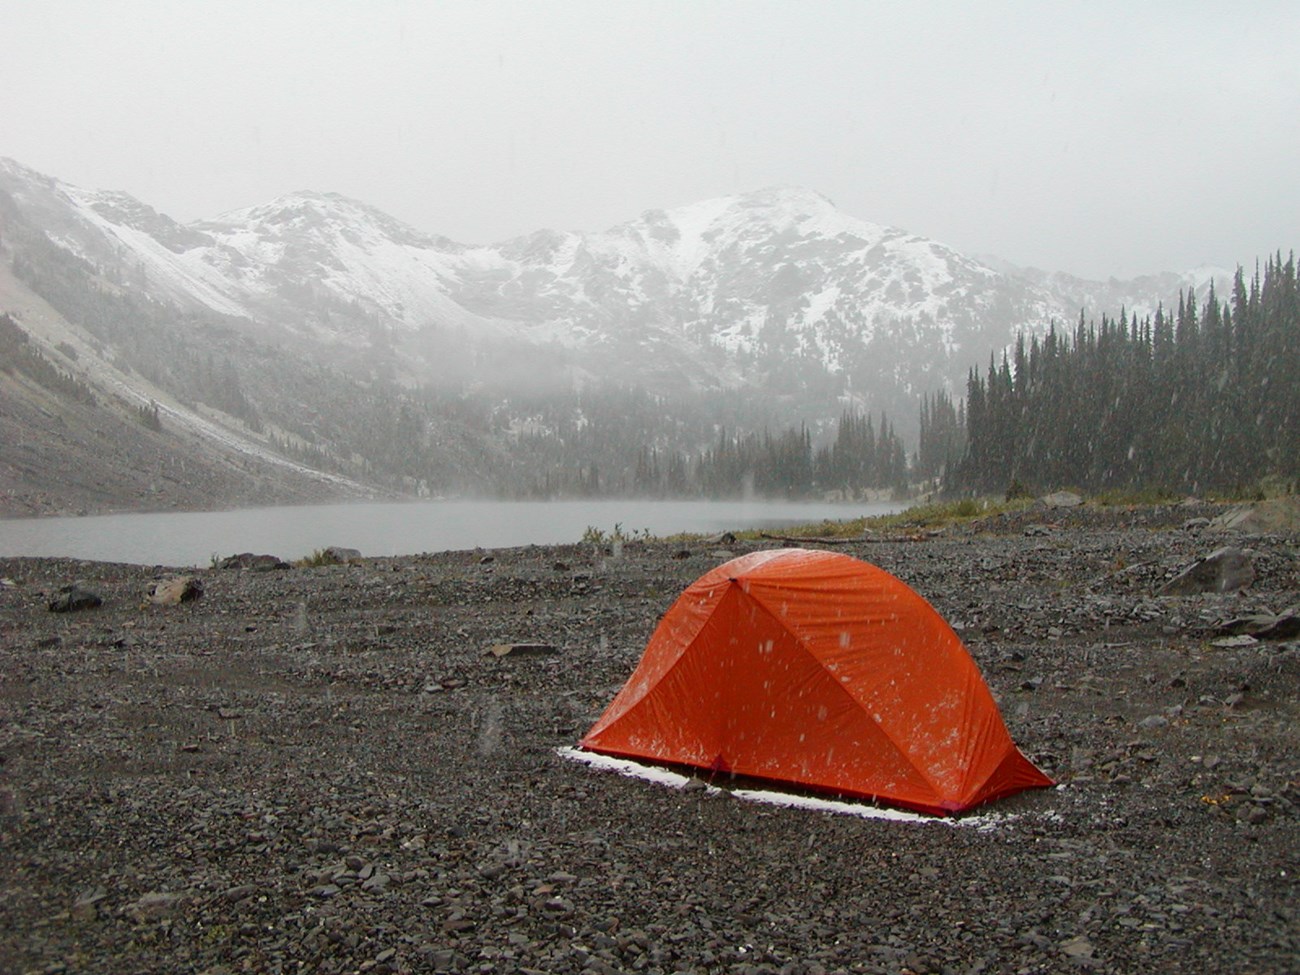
2,502,1297,974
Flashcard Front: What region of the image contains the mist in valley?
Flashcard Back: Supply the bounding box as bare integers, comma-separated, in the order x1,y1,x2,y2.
0,3,1295,519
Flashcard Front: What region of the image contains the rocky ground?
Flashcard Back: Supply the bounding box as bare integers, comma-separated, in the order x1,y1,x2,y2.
1,501,1297,974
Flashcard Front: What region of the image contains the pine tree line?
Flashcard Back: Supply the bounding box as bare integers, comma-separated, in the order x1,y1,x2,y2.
949,254,1299,495
914,390,966,484
629,410,908,499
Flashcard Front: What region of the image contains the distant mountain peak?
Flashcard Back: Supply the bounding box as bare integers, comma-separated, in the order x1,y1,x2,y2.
653,185,855,237
0,156,49,181
202,190,459,254
215,189,371,221
0,156,1233,432
731,184,839,213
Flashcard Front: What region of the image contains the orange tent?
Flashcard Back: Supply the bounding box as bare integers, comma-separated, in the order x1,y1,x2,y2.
580,548,1051,815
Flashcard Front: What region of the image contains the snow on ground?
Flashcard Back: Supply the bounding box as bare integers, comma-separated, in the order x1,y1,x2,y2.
199,196,524,341
901,238,956,291
654,195,736,280
538,233,584,281
319,234,484,332
557,747,1015,829
202,226,287,270
61,188,249,319
802,283,841,325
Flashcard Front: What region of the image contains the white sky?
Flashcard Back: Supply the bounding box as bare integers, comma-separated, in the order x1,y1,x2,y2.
2,0,1297,279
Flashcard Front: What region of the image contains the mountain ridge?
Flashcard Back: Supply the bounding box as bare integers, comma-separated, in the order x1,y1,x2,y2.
0,157,1237,513
1,156,1229,374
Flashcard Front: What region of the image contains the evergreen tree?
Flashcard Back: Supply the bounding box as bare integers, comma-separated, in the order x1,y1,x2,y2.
945,254,1299,495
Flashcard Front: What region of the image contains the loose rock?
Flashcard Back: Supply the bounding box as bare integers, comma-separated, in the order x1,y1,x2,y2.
219,553,291,571
1159,545,1256,595
1041,490,1084,508
47,583,102,612
147,575,204,605
2,508,1296,974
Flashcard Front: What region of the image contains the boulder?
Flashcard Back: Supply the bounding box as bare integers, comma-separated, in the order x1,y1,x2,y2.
127,890,187,919
1158,546,1255,595
1210,496,1300,534
71,887,108,920
47,584,103,613
323,546,363,564
148,575,204,605
219,552,290,571
485,642,558,658
1041,491,1084,508
1215,606,1300,641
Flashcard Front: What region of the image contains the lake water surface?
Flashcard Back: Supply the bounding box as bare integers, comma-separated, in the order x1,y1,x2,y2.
0,499,903,567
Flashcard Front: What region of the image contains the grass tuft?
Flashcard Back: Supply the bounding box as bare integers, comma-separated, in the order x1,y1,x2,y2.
720,496,1036,542
295,549,336,568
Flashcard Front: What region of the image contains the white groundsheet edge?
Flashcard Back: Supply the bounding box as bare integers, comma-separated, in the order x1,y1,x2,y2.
558,747,1020,829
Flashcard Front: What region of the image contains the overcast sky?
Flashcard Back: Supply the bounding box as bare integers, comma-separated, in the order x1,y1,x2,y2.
3,1,1297,279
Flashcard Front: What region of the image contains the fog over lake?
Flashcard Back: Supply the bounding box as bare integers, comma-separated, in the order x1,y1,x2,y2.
0,499,903,567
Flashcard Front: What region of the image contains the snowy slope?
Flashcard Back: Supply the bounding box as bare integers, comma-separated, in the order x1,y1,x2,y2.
0,157,1214,408
194,194,518,340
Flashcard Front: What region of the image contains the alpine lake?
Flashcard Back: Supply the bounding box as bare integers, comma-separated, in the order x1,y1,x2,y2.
0,498,903,567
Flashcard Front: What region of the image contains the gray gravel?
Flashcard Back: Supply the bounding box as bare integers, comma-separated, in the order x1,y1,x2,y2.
2,501,1297,974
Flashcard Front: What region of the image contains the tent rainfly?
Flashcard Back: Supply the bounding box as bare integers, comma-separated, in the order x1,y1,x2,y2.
580,548,1052,815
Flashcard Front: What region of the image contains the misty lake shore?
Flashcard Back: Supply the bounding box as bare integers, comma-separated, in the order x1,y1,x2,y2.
2,502,1297,974
0,498,903,567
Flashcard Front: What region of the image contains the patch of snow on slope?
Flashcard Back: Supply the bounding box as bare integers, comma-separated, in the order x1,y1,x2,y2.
540,233,584,280
318,232,478,330
788,202,882,243
201,198,519,339
797,285,845,371
902,238,956,291
659,195,735,280
203,226,288,269
61,187,249,318
44,233,93,265
707,307,766,356
803,284,842,326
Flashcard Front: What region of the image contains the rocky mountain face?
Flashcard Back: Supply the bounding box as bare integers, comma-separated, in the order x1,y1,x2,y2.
0,158,1228,512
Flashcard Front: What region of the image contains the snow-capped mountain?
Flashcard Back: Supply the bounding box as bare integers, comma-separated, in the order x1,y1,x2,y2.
0,156,1244,512
0,160,1048,398
0,157,1231,422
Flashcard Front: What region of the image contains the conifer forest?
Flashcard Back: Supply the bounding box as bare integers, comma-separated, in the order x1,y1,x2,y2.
949,255,1299,497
